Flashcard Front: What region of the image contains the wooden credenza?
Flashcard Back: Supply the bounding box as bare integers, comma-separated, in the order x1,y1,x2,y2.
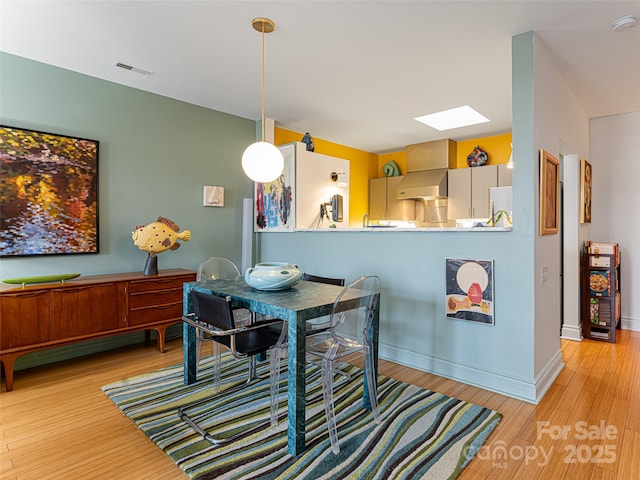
0,268,195,391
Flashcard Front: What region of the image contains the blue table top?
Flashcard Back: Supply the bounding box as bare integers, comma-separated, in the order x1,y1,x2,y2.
185,278,346,322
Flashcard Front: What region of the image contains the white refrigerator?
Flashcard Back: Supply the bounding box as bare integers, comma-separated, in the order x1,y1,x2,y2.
489,186,512,226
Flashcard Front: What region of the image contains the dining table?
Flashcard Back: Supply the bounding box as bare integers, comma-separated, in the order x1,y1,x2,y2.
182,277,380,456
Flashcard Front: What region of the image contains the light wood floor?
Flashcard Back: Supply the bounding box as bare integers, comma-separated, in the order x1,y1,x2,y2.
1,330,638,479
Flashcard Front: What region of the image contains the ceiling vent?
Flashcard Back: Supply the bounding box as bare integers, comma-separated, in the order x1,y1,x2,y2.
112,61,153,76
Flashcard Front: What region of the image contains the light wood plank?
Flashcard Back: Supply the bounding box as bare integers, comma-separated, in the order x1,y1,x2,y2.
0,331,638,480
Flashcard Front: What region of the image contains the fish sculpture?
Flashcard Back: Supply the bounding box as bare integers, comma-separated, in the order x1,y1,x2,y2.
132,216,191,255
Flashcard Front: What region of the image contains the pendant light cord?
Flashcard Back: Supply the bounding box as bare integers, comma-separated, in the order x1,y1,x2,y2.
261,23,265,142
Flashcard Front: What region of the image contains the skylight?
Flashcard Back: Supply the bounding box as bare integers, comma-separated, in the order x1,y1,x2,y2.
415,105,490,131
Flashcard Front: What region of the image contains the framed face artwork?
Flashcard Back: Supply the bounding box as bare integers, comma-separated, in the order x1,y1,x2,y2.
540,149,560,236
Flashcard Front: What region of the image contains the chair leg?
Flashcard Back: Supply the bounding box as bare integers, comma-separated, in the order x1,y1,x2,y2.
212,341,221,393
178,353,269,445
178,374,259,445
317,350,379,455
269,344,285,426
307,359,352,387
321,356,341,455
363,346,380,423
196,329,203,364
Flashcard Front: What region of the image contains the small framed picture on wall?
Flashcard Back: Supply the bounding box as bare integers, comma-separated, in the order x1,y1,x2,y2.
580,158,592,223
540,149,560,235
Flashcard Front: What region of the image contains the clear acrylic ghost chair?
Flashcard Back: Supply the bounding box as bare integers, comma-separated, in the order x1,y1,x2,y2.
300,273,345,332
196,257,250,391
304,275,381,454
179,290,283,444
269,273,346,425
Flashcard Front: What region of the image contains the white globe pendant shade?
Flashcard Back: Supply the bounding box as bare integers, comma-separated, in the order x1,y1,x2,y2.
242,141,284,183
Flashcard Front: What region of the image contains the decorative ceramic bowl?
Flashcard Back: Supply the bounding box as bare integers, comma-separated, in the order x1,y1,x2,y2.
244,262,302,291
467,145,488,167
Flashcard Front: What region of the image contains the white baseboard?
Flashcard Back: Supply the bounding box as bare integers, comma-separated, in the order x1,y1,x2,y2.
621,315,640,332
534,349,565,403
561,323,583,341
379,343,542,404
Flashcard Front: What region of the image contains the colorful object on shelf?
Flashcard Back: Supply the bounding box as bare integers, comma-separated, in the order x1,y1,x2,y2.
467,145,489,167
382,160,400,177
301,132,315,152
132,216,191,275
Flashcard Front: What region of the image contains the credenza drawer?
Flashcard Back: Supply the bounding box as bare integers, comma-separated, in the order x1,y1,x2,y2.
128,301,183,326
128,275,193,293
128,288,182,309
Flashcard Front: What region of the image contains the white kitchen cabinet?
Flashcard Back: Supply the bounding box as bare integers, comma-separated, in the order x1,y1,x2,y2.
369,176,415,222
447,165,498,219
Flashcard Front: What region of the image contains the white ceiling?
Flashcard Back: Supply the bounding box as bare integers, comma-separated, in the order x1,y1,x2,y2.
1,1,639,153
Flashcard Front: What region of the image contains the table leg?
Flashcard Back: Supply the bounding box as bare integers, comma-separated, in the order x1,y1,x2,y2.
183,323,197,384
183,287,197,385
287,316,306,455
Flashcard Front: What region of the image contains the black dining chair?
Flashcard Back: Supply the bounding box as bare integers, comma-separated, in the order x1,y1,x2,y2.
195,256,251,386
179,290,283,445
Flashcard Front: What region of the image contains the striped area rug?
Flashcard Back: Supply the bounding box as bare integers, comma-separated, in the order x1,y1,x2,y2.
102,355,502,480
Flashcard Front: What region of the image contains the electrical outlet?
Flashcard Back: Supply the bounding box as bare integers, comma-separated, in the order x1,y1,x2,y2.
541,265,549,283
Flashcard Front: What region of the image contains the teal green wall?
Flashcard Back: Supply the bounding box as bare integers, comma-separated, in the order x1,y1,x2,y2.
0,53,255,370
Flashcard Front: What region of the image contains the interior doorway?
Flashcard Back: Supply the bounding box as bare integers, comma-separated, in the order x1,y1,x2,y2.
559,153,583,342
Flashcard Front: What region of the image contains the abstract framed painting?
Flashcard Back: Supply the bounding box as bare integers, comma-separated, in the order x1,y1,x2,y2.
0,126,99,257
254,143,295,232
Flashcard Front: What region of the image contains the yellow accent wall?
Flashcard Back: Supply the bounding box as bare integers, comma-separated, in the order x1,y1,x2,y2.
275,128,377,226
454,133,512,168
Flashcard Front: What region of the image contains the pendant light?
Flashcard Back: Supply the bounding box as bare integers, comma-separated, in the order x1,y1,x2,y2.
242,17,284,183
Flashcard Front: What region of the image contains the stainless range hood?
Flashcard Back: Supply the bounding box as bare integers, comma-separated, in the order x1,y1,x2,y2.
395,139,456,199
395,169,448,199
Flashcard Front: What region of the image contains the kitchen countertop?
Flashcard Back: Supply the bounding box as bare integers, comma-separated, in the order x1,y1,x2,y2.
294,226,512,232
